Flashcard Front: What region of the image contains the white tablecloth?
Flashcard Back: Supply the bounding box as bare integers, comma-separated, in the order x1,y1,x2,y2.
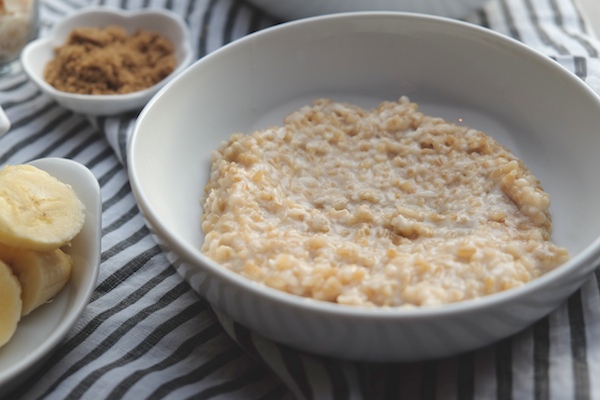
2,0,600,398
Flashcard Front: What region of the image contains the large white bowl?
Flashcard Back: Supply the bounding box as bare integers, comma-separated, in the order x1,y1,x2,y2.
128,12,600,362
21,6,194,116
247,0,490,20
0,106,9,137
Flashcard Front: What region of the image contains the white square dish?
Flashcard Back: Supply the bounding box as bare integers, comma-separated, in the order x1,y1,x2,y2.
0,158,101,394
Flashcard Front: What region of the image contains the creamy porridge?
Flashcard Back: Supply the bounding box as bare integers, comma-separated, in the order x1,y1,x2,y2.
201,98,569,307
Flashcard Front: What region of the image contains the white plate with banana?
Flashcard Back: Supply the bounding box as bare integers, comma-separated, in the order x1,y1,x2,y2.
0,158,101,394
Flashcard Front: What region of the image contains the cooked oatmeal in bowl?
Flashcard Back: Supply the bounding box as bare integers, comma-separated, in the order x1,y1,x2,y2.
129,11,600,361
201,97,569,307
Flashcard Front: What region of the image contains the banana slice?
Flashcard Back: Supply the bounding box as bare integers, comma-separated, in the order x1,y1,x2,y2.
0,243,72,316
0,164,86,251
0,259,22,348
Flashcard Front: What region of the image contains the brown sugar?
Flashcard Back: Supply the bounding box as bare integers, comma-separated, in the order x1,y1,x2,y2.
44,25,177,95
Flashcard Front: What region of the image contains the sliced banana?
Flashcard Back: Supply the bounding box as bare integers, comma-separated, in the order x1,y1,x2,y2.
0,164,85,251
0,259,22,348
0,242,72,316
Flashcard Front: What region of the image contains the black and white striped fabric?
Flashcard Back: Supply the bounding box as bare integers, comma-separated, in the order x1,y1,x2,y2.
2,0,600,398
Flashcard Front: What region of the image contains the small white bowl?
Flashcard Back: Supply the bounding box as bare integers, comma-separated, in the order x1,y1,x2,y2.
129,12,600,362
0,158,101,394
247,0,489,20
20,7,194,116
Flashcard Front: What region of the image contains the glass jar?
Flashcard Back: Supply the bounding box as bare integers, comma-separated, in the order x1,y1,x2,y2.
0,0,39,77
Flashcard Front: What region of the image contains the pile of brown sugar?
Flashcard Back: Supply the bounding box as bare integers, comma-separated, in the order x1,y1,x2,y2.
44,25,177,95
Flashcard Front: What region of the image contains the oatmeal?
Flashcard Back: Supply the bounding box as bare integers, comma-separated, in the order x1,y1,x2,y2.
201,98,569,307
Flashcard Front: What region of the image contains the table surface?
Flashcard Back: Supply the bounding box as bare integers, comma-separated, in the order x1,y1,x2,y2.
2,0,600,399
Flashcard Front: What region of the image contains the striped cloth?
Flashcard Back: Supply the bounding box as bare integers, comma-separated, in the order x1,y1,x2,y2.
2,0,600,398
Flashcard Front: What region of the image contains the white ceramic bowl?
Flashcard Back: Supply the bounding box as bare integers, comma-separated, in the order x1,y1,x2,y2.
0,158,101,394
247,0,489,20
20,6,194,116
129,12,600,362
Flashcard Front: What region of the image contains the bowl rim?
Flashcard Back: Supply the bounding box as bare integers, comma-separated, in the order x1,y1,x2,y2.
130,11,600,320
20,6,194,103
